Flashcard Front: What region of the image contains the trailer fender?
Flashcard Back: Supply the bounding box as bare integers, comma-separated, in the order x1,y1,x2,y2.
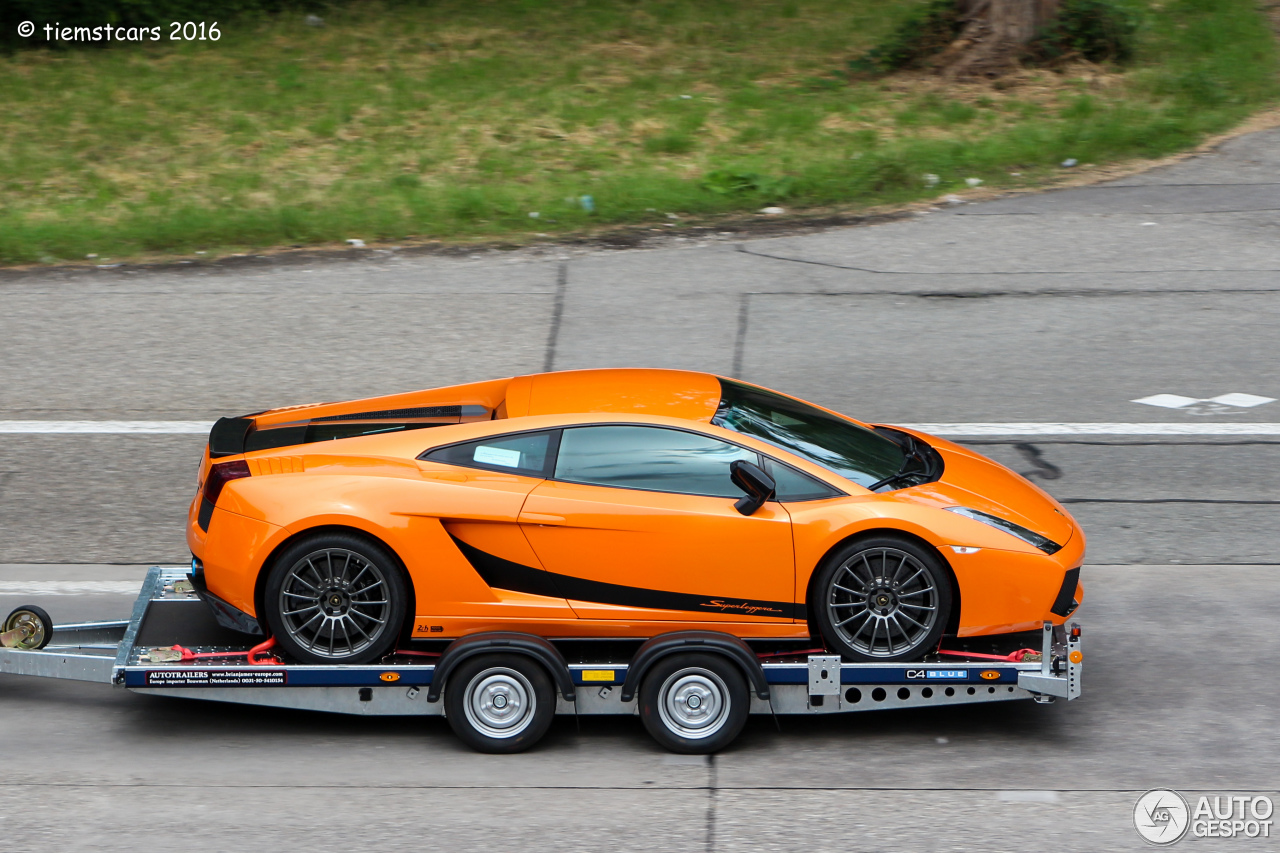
427,632,575,703
620,631,770,703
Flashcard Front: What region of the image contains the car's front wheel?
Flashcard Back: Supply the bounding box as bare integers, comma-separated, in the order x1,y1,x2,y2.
812,536,951,662
262,533,408,665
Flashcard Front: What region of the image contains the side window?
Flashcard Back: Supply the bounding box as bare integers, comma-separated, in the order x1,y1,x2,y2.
555,425,757,498
762,458,843,502
421,430,556,477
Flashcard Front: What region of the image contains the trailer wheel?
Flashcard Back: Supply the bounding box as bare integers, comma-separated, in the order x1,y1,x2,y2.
3,605,54,650
263,533,408,666
639,653,749,754
445,654,555,754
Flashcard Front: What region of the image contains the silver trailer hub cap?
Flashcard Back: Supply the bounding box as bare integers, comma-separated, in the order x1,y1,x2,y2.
658,669,730,739
464,669,536,739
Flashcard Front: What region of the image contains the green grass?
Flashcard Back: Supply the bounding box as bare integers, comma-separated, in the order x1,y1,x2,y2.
0,0,1275,264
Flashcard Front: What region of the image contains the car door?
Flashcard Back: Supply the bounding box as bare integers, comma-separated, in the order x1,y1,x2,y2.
416,429,576,620
518,424,798,623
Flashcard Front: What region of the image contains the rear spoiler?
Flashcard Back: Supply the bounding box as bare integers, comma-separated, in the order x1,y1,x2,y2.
207,405,490,457
208,417,254,458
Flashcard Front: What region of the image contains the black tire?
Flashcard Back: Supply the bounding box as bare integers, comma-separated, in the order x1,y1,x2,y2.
812,535,952,662
639,653,750,754
262,532,408,665
3,604,53,650
444,654,556,754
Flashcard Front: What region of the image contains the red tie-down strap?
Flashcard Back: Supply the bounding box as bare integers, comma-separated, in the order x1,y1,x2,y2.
935,647,1040,662
162,636,281,665
755,648,828,660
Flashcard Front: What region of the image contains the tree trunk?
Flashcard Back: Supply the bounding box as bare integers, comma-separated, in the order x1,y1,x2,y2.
936,0,1062,78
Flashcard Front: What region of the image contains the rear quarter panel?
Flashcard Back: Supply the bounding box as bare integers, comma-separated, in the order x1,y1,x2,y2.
207,454,529,620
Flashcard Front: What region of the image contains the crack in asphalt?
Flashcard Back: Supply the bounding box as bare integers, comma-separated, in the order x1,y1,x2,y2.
735,286,1280,302
731,294,749,379
542,261,568,373
705,755,718,853
735,244,1280,277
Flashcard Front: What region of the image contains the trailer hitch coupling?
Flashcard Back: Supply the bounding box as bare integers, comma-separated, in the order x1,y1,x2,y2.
0,622,35,648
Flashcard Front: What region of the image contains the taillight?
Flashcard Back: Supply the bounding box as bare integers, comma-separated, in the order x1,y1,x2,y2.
203,459,251,505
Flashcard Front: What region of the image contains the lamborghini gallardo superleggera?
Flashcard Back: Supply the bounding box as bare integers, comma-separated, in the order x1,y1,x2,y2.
188,369,1084,666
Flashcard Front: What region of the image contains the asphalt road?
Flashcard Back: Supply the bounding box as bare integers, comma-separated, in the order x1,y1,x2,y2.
2,128,1280,851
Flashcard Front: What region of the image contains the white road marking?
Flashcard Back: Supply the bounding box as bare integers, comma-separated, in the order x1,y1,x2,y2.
0,581,141,595
0,421,209,434
900,423,1280,435
2,421,1280,437
1131,394,1201,409
1207,393,1276,408
1133,393,1275,411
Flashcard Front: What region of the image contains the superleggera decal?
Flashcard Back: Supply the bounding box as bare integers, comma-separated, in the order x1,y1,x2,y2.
449,534,803,620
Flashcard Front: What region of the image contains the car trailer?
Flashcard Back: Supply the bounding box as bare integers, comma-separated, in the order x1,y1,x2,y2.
1,566,1082,753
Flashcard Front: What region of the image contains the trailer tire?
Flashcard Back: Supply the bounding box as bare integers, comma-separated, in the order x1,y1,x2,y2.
639,653,749,754
3,605,53,650
445,654,556,754
262,532,408,665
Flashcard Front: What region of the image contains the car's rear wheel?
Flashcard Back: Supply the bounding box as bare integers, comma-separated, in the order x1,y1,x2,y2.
639,653,750,754
263,533,408,665
813,536,951,663
445,654,556,754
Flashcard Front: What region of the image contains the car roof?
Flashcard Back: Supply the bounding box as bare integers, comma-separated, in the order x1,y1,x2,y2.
510,368,721,422
250,368,722,429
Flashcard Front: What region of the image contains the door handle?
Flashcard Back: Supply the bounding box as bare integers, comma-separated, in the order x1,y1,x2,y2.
520,512,566,524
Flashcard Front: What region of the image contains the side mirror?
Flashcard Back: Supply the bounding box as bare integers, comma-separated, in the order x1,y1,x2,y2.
730,460,777,516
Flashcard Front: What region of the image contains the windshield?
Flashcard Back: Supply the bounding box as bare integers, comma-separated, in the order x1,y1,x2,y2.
712,380,904,489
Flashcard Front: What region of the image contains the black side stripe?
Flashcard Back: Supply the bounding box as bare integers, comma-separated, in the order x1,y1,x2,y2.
450,535,563,599
449,534,803,620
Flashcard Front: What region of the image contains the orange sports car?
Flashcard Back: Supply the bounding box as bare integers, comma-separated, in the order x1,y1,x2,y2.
187,369,1084,666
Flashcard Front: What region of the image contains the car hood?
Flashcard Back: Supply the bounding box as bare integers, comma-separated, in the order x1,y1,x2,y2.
907,443,1076,547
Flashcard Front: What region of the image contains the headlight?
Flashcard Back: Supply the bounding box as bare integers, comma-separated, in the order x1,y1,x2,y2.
945,506,1062,555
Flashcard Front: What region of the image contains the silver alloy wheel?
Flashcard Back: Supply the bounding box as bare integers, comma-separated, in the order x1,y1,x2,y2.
826,547,940,658
277,548,391,659
657,668,731,740
462,667,537,739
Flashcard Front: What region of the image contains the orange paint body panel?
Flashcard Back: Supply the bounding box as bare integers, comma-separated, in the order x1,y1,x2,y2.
520,479,794,621
189,368,1085,649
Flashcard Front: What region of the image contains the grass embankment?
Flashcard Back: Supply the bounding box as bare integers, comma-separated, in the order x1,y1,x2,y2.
0,0,1275,264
